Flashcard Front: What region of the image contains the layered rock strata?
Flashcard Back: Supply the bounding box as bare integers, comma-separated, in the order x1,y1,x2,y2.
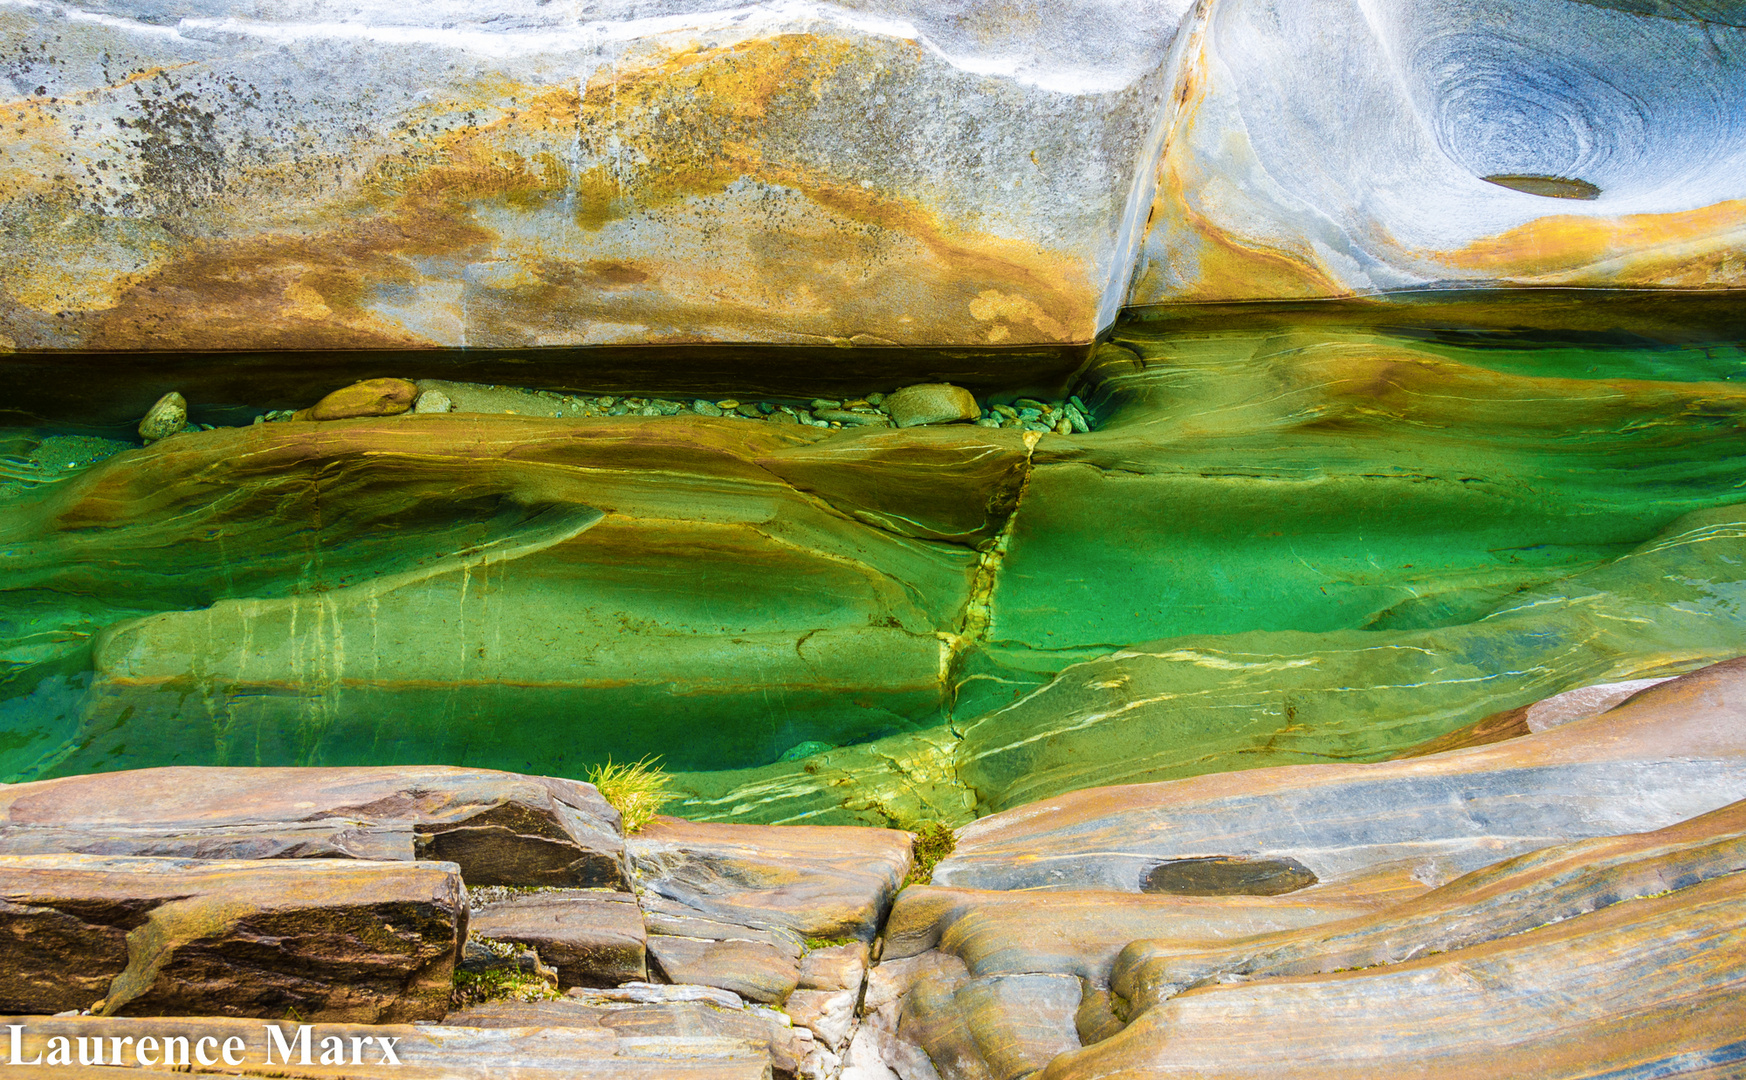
0,766,627,888
0,855,463,1021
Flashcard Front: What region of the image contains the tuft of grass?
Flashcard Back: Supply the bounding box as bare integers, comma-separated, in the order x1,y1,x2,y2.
451,968,560,1008
902,821,957,888
804,936,857,950
586,756,674,833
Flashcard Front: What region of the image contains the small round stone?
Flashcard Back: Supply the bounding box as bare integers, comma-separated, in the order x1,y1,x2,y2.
884,383,980,428
138,392,187,443
413,389,453,414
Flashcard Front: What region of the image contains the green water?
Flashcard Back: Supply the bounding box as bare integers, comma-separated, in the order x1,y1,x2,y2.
3,299,1744,820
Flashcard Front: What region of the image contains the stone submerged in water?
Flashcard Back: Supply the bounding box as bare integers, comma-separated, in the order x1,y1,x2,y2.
885,384,981,428
302,378,419,421
412,388,453,414
137,391,186,442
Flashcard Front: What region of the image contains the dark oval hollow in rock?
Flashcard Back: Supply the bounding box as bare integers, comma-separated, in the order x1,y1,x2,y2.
1481,174,1602,200
1141,856,1319,897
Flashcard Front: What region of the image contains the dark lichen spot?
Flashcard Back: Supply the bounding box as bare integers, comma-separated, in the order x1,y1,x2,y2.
1142,856,1319,896
1481,175,1602,200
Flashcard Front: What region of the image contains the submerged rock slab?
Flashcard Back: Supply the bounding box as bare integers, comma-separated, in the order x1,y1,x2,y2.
0,765,627,889
0,0,1192,351
939,657,1746,891
1130,0,1746,302
0,416,1023,779
0,854,461,1021
957,505,1746,812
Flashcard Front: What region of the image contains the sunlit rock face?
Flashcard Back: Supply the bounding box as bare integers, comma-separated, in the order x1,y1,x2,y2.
0,0,1191,352
1130,0,1746,303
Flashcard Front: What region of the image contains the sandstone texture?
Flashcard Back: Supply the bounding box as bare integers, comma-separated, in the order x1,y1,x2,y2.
0,855,462,1021
0,766,627,888
3,0,1739,357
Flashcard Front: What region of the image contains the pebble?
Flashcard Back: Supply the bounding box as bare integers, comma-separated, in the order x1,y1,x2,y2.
810,399,842,410
993,404,1020,420
735,403,763,418
138,391,187,443
1018,407,1042,421
717,399,740,409
693,400,724,417
885,383,980,428
1055,417,1073,434
413,389,452,414
975,418,1002,428
866,392,885,406
778,741,835,763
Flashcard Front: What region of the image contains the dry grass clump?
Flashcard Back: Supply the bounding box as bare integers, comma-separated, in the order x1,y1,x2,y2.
586,756,674,833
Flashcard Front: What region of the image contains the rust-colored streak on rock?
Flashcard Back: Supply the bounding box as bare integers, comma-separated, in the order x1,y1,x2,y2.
1442,198,1746,285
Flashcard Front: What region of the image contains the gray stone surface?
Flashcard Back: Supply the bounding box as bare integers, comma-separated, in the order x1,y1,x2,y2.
470,890,648,988
0,766,628,889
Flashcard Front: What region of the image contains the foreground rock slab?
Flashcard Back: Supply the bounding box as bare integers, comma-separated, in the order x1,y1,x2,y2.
468,889,647,988
0,855,462,1021
0,766,627,889
630,817,914,942
939,657,1746,892
0,1015,772,1079
1043,812,1746,1079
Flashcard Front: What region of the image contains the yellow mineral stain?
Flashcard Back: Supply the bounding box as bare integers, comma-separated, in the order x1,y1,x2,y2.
1443,199,1746,286
1129,35,1348,306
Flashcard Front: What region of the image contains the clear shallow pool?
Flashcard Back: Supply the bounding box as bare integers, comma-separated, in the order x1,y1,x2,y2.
3,296,1744,822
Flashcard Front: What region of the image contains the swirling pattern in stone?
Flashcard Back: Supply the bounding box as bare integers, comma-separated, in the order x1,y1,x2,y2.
1127,0,1746,302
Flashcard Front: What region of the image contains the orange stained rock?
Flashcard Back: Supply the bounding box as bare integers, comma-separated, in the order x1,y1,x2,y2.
1127,35,1349,307
1444,198,1746,285
63,35,1098,351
